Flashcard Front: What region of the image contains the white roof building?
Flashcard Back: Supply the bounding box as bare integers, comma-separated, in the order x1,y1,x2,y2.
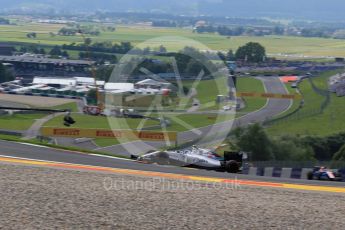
56,87,72,92
135,79,171,88
104,83,134,91
40,86,54,91
32,77,105,87
76,88,89,93
96,80,105,86
74,77,95,85
135,88,161,94
33,77,77,86
73,77,105,86
12,84,45,93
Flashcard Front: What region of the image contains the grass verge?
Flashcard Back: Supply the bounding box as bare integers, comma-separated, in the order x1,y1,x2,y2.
0,113,45,130
236,77,267,115
0,102,79,131
267,70,345,136
0,133,130,159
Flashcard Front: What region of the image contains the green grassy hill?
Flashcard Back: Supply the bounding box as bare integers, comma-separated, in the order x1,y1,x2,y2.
0,102,78,131
267,70,345,136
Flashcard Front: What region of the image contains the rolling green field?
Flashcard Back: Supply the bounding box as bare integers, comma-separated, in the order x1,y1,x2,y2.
40,77,265,148
43,112,232,132
0,113,45,130
182,76,266,112
44,114,156,130
0,102,78,131
267,70,345,136
182,76,229,110
2,22,345,57
44,114,156,147
43,112,233,147
3,20,344,144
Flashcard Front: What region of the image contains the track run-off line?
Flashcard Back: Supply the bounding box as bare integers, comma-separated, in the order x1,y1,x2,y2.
0,155,345,194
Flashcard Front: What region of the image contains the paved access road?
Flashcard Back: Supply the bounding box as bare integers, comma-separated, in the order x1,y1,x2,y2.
1,139,344,187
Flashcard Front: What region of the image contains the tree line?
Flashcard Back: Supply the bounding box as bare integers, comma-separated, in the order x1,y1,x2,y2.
58,24,101,36
77,41,267,73
19,46,69,58
0,18,10,25
79,52,117,64
0,62,14,83
93,46,221,82
62,41,133,54
152,20,177,27
195,24,345,39
231,124,345,162
16,40,267,67
195,25,285,37
217,42,266,63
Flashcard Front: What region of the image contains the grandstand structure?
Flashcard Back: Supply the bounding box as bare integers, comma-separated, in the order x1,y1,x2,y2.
0,54,94,80
329,73,345,97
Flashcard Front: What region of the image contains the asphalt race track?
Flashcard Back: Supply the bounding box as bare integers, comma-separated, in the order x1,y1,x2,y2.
2,77,338,187
1,77,331,187
98,77,292,155
1,140,344,187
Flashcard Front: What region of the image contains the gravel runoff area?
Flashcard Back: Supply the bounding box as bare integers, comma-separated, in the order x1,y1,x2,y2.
0,94,76,107
0,162,345,230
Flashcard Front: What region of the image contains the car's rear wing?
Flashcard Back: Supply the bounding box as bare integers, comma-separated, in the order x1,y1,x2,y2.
223,151,243,163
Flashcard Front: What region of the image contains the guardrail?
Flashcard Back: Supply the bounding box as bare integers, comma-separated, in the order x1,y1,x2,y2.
249,160,345,169
0,129,23,136
308,77,331,112
242,166,345,181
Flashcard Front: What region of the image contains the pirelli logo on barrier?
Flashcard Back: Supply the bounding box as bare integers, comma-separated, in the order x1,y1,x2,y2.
236,92,302,100
41,127,177,141
53,129,80,136
95,130,122,138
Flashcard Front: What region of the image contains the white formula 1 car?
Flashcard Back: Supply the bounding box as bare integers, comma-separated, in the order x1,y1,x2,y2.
132,146,247,173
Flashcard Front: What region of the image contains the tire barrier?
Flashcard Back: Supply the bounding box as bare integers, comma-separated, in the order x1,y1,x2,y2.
264,167,274,177
339,169,345,182
290,168,302,179
272,167,283,177
301,168,313,179
256,167,265,176
243,166,345,181
248,167,257,176
236,92,302,100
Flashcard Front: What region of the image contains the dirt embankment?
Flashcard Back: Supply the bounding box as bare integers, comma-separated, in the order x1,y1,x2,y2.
0,162,344,229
